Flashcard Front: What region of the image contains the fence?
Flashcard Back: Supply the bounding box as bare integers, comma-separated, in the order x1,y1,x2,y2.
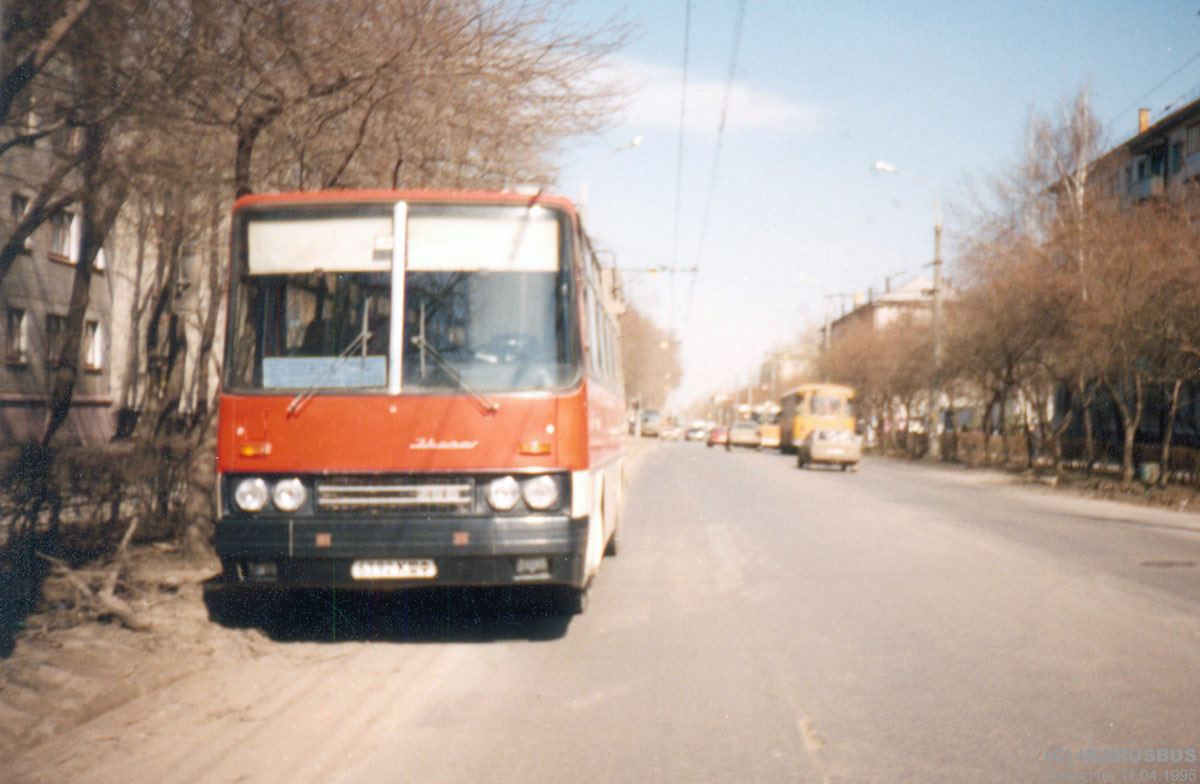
935,431,1200,486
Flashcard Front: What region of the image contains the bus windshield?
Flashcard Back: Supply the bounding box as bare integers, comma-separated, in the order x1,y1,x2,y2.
226,202,581,394
810,395,847,416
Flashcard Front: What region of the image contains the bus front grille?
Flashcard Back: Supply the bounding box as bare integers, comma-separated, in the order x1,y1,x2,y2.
315,476,475,515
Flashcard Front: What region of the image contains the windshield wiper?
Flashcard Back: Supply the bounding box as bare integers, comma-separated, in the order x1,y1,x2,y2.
409,334,499,414
286,326,373,416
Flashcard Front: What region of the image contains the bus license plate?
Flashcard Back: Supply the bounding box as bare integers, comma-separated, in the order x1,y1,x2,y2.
351,559,437,580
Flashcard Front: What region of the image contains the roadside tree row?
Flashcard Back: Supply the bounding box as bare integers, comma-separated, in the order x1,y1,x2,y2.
818,88,1200,487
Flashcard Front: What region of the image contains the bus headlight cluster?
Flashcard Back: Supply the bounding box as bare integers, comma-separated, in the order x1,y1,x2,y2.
485,475,559,512
272,478,307,512
233,478,269,512
521,475,559,510
233,477,307,513
485,476,521,511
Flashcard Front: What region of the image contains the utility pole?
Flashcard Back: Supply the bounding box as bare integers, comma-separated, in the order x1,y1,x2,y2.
873,160,944,458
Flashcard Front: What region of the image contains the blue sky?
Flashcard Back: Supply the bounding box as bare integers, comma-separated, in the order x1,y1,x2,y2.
555,0,1200,409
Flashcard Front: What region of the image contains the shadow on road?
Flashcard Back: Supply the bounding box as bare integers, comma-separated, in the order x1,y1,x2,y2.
204,583,572,644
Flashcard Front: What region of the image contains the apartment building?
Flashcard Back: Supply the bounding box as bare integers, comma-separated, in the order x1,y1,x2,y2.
827,275,935,346
1096,99,1200,203
1,152,115,447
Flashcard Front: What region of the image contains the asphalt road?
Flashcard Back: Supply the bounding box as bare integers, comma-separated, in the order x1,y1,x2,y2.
11,442,1200,783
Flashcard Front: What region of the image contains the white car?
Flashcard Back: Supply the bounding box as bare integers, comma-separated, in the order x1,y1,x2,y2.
659,423,684,440
727,421,761,448
797,428,861,470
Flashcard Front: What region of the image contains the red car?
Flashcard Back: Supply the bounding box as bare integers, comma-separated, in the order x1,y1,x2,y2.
706,425,729,447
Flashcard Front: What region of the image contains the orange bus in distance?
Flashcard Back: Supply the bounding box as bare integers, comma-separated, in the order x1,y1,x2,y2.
209,190,626,615
778,383,856,453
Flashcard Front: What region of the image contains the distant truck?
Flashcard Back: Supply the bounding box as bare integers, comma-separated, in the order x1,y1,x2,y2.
639,409,661,437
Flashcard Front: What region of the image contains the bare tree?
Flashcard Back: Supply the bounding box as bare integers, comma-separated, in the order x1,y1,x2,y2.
172,0,628,198
619,304,682,410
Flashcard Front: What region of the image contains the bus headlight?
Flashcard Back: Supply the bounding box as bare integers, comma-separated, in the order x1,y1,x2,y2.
233,477,269,513
485,476,521,511
272,478,307,512
521,475,558,510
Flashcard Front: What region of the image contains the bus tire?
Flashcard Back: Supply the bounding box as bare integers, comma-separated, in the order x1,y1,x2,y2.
203,584,262,628
555,585,589,615
604,525,619,557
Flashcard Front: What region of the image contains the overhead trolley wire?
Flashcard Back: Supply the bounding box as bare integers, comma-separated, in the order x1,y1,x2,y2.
668,0,693,332
683,0,749,327
670,0,692,277
1109,47,1200,130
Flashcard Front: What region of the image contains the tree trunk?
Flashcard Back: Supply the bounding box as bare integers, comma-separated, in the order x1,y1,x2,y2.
1050,405,1075,479
1021,401,1035,470
1077,375,1096,477
998,388,1011,467
980,396,997,467
1106,376,1145,488
115,206,150,437
188,201,227,434
1158,378,1183,488
234,107,283,198
41,121,126,445
43,127,99,444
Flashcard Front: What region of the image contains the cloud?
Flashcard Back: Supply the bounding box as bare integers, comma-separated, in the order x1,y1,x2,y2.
603,59,827,134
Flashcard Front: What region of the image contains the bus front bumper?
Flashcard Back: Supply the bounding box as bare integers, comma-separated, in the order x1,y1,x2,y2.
212,514,588,589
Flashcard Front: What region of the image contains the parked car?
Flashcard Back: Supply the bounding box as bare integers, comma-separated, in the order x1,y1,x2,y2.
727,420,762,448
797,428,861,470
659,421,684,440
758,421,782,450
706,425,728,447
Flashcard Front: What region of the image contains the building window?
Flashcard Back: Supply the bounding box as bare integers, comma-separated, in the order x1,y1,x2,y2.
1171,142,1183,175
1150,146,1165,176
6,308,29,364
1188,123,1200,156
45,314,68,367
9,194,32,252
49,211,73,261
84,320,103,371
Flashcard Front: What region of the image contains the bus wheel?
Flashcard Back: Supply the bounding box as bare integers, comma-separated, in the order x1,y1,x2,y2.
554,585,589,615
203,584,263,628
604,526,619,557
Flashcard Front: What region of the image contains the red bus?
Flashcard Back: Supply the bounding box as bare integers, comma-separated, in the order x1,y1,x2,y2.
209,190,626,615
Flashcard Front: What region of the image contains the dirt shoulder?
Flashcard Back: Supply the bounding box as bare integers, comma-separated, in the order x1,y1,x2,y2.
0,545,272,764
871,448,1200,516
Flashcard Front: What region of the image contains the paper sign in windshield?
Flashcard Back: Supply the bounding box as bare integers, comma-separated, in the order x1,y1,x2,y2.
263,356,387,389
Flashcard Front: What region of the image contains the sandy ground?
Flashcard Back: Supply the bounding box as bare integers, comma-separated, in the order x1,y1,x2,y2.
0,545,273,764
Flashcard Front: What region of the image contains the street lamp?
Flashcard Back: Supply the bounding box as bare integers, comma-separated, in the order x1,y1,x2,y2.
578,136,643,218
873,160,944,453
872,160,943,312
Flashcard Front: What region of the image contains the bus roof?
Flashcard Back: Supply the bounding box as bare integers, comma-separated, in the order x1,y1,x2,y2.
232,188,578,215
781,383,855,398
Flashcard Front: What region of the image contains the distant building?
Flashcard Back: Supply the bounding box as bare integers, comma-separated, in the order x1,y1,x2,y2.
1,125,115,446
827,275,935,346
1093,101,1200,204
